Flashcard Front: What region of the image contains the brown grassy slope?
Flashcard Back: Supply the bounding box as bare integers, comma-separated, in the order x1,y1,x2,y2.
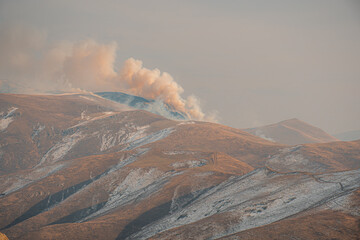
0,151,128,230
219,210,360,240
149,122,283,168
11,159,240,240
300,139,360,170
0,93,126,172
0,93,176,173
220,188,360,240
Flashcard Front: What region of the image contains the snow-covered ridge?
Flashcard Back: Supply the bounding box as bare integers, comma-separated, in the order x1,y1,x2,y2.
95,92,188,120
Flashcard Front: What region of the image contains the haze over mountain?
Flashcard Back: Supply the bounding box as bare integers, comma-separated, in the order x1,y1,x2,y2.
334,129,360,142
244,118,339,145
0,93,359,239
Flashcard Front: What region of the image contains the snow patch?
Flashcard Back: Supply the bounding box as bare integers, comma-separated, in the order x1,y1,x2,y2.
0,107,18,131
31,124,45,139
100,133,117,152
126,125,149,143
163,151,196,156
178,121,195,125
171,159,207,169
80,111,91,120
99,125,149,152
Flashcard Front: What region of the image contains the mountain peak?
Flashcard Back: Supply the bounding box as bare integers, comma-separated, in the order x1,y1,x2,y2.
244,118,338,145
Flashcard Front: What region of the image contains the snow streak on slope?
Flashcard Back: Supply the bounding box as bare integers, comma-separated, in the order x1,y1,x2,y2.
70,112,116,128
124,127,175,151
129,168,360,239
0,164,64,195
38,131,84,166
31,123,45,139
82,168,177,222
99,125,149,152
0,107,18,131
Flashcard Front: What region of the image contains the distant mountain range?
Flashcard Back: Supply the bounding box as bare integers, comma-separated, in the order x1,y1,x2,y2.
243,118,339,145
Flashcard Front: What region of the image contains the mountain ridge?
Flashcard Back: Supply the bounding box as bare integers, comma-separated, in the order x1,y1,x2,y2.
243,118,339,145
95,92,188,120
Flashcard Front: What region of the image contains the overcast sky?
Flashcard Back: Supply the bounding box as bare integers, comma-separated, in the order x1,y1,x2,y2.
1,0,359,134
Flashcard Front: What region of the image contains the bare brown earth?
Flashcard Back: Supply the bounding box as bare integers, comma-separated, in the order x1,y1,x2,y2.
244,118,339,145
0,93,359,240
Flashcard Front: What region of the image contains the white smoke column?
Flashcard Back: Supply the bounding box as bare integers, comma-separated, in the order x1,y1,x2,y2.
62,40,118,91
120,58,187,114
185,95,205,120
0,24,214,121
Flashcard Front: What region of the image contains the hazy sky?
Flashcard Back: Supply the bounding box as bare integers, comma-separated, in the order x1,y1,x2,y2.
1,0,359,133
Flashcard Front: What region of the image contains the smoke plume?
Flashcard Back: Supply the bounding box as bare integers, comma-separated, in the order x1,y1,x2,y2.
0,24,216,121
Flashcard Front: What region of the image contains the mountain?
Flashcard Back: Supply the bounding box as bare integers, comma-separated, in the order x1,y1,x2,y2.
243,118,339,145
334,129,360,141
0,93,359,240
95,92,188,120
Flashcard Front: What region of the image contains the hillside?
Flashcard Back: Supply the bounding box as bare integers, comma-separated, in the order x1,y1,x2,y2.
244,118,339,145
0,93,359,239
